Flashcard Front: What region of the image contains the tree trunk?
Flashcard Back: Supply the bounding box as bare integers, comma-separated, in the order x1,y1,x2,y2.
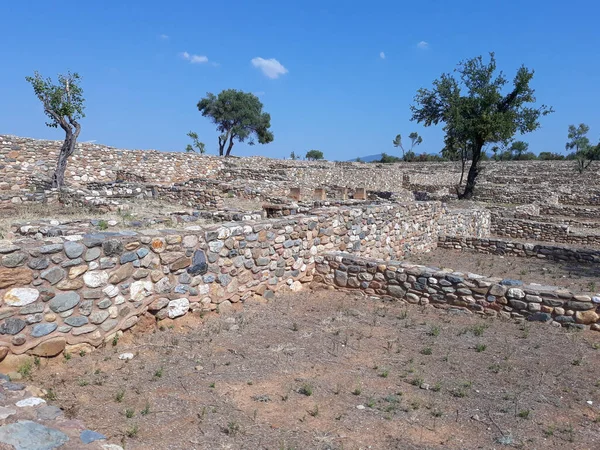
225,135,235,157
218,136,225,156
458,139,483,200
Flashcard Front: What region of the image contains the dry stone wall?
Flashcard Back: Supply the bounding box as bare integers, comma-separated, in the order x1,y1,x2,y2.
438,236,600,263
316,252,600,330
2,201,483,359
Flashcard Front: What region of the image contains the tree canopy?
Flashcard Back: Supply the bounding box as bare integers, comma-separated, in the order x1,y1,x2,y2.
185,131,205,154
306,150,324,160
392,132,423,161
566,123,600,172
25,71,85,187
410,53,552,199
197,89,274,156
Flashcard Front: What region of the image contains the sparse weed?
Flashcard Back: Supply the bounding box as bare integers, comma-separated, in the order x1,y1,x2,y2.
298,383,313,396
115,389,125,403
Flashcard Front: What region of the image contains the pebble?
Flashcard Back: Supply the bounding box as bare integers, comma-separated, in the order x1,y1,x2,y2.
118,353,134,360
15,397,46,407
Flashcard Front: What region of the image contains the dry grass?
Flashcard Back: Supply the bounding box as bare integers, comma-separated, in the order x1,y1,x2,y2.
29,289,600,449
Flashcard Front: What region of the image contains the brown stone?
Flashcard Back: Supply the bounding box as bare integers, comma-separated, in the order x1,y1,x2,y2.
125,241,140,251
159,251,185,265
109,263,134,284
28,337,66,357
150,238,166,253
575,310,600,325
0,346,9,362
0,267,32,289
170,257,191,271
56,278,84,290
68,265,88,279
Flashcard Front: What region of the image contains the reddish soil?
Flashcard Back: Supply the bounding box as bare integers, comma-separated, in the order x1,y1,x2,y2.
28,289,600,450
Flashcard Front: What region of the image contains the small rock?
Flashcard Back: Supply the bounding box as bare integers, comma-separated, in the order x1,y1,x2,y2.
118,353,134,360
80,429,107,444
16,397,46,407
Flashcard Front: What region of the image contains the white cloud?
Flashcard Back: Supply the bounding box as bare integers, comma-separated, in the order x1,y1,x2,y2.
251,57,288,79
180,51,209,64
417,41,429,50
159,34,169,40
380,51,386,59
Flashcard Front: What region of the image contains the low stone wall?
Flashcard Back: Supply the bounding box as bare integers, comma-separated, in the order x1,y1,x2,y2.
0,201,457,359
491,215,600,247
437,236,600,263
440,207,490,238
315,252,600,330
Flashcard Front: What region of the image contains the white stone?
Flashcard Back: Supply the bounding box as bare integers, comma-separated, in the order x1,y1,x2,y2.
83,271,109,288
167,298,190,319
103,285,119,298
3,288,39,307
130,280,153,301
118,353,134,360
16,397,46,407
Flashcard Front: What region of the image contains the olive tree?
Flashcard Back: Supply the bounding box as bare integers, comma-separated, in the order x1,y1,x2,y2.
566,124,600,173
26,71,85,188
410,53,552,199
392,132,422,161
197,89,274,156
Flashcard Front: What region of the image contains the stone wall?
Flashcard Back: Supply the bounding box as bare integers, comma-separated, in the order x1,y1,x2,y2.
437,236,600,263
315,252,600,330
490,215,600,246
0,201,462,358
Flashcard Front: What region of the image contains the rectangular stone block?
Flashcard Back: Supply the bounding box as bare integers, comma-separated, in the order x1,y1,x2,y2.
313,188,326,200
289,188,301,201
354,187,367,200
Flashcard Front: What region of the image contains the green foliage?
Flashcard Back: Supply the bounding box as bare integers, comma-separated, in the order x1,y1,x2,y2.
305,149,324,160
290,151,298,160
566,123,600,173
185,131,205,154
393,132,423,161
197,89,274,156
25,71,85,188
538,151,565,160
411,53,552,199
25,71,85,129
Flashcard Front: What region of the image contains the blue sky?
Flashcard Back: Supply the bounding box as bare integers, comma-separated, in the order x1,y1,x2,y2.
1,0,599,160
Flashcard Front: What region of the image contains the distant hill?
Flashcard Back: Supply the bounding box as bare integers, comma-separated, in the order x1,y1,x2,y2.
347,153,384,162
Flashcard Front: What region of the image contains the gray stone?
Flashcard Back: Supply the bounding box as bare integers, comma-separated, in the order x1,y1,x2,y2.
48,292,80,313
218,274,232,286
527,312,552,322
84,247,101,262
40,267,66,285
566,301,595,311
334,270,348,287
0,420,69,450
80,430,106,444
2,252,27,268
64,241,85,259
120,251,138,264
64,316,89,327
97,299,112,309
0,317,26,335
89,310,109,324
188,250,208,275
28,257,49,270
31,323,57,338
40,243,64,254
387,285,406,298
102,239,123,256
36,405,63,420
19,302,44,314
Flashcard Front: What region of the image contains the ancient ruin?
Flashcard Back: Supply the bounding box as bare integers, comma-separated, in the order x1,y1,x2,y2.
1,134,599,364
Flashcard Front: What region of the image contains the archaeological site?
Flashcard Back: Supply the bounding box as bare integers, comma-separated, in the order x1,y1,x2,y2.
1,134,600,449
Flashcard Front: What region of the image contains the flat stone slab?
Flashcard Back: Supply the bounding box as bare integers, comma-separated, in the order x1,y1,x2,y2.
36,405,63,421
80,429,107,444
0,420,69,450
16,397,46,407
0,406,16,420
